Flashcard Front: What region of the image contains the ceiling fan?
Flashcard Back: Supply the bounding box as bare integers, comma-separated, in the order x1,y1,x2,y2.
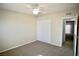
25,3,47,15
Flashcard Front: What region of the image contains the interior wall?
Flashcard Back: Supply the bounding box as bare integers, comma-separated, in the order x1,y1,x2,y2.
0,9,36,52
37,9,79,47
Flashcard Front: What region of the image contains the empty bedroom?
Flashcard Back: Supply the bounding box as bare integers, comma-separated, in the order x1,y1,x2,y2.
0,3,79,56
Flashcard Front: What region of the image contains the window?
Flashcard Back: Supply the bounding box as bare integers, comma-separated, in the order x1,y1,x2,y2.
65,24,71,34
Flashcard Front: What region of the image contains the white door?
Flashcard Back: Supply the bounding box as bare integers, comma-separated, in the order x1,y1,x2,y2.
37,20,51,43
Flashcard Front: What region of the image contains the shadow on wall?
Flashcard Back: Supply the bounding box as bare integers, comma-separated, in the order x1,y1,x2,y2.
0,10,7,51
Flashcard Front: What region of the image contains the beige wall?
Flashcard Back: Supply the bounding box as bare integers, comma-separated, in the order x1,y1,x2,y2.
0,9,36,52
37,9,79,47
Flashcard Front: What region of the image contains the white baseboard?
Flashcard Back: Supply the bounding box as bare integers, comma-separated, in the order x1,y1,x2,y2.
37,40,62,47
0,40,62,53
50,43,62,47
0,40,36,53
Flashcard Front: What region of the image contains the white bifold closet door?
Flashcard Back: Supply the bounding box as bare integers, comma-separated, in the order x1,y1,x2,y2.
37,20,51,44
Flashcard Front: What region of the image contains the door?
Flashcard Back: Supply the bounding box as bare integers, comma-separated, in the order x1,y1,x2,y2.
76,16,79,56
73,16,79,56
37,20,51,43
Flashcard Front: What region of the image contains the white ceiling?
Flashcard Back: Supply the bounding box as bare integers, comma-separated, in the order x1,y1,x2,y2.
0,3,79,15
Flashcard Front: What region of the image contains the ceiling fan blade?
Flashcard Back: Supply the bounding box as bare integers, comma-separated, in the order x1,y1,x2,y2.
24,3,34,9
25,3,48,15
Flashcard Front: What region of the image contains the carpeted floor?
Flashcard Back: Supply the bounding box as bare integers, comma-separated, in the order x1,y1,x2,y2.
63,40,73,48
0,41,73,56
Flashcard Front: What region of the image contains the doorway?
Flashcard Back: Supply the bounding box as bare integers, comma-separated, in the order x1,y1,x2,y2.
63,21,75,48
62,16,78,56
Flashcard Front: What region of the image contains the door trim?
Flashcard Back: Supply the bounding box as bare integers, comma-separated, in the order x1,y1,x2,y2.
62,16,78,56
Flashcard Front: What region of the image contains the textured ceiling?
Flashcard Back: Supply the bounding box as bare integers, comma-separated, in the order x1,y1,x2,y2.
0,3,79,15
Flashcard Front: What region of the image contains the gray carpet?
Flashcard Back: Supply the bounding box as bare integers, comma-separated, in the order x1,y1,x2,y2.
0,41,73,56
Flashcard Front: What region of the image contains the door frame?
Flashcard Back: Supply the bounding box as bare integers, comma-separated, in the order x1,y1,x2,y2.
62,15,78,56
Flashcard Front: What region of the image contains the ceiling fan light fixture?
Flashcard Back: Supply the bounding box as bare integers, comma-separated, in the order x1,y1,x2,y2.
32,8,40,15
